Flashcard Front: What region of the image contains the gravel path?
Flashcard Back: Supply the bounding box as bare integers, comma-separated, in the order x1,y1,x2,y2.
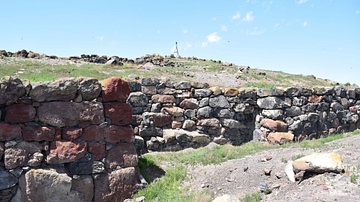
186,134,360,202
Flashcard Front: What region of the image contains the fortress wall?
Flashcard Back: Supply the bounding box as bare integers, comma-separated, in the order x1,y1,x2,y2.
0,77,139,202
126,78,360,152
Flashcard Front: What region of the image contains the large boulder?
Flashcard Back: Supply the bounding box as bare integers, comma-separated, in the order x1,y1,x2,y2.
38,101,104,127
30,78,78,102
78,78,102,100
5,104,36,123
0,77,26,105
15,169,88,202
292,152,343,173
101,77,130,102
94,167,140,202
267,132,294,144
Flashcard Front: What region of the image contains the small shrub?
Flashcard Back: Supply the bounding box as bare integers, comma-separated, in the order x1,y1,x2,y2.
241,192,262,202
350,174,358,184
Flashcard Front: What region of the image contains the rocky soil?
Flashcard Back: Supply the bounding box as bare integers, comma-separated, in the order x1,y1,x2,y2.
185,134,360,202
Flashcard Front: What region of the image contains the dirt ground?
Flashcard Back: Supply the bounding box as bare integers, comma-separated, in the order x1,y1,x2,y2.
185,134,360,202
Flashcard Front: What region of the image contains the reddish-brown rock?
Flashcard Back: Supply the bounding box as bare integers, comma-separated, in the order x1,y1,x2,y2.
179,98,198,109
38,101,104,127
5,104,36,123
153,113,173,127
161,107,184,117
83,125,134,144
46,141,87,164
141,86,157,95
88,142,106,161
260,118,288,132
151,94,176,103
105,143,138,169
308,95,323,103
94,167,139,202
62,127,83,141
101,77,130,102
104,103,132,126
0,123,22,141
22,126,55,141
267,132,294,144
4,141,42,169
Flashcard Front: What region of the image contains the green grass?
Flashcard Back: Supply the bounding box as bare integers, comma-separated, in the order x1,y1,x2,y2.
350,173,358,184
135,131,360,201
291,154,305,161
241,192,262,202
296,133,346,149
245,83,276,89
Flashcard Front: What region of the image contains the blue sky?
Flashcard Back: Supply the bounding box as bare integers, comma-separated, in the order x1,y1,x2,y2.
1,0,359,85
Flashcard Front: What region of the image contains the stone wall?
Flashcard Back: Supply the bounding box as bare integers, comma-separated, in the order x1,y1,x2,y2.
0,77,139,202
127,78,360,153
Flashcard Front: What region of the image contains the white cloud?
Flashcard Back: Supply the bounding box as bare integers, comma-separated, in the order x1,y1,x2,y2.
201,42,208,47
182,29,188,34
221,25,228,32
184,42,192,50
248,27,266,36
274,23,280,28
242,11,254,22
202,32,221,47
297,0,308,4
95,36,104,41
356,10,360,14
303,21,308,27
207,32,221,43
232,12,241,20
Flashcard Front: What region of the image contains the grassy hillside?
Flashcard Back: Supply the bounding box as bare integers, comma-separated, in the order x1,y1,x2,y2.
0,55,353,88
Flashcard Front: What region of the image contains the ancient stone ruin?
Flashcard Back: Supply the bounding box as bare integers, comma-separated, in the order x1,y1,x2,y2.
1,74,360,201
126,78,360,153
0,77,140,202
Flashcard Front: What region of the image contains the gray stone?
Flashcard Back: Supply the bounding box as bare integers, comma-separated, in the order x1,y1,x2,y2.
317,102,330,111
334,86,346,97
302,103,317,112
307,113,320,122
68,160,93,175
16,169,83,202
141,78,159,86
184,109,196,119
77,78,102,100
285,106,302,117
139,125,162,137
4,141,42,169
252,129,265,141
151,103,162,112
30,78,78,102
71,175,94,202
183,120,196,130
262,109,283,119
233,103,254,114
197,106,213,118
331,102,344,112
257,97,286,109
127,80,142,92
127,92,149,107
0,77,26,105
292,97,307,106
0,170,18,190
214,108,234,118
209,95,230,108
174,81,191,90
286,87,302,97
92,161,105,173
221,119,246,129
199,97,209,107
194,89,212,98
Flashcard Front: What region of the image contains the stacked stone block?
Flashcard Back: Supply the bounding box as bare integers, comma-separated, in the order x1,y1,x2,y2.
0,77,139,202
126,79,360,153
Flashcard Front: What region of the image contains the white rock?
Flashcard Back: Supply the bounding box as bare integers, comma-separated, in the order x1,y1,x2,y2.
285,160,295,183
